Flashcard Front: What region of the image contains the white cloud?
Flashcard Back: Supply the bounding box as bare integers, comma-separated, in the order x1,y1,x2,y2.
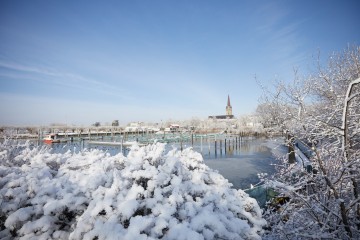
0,60,126,98
253,2,308,66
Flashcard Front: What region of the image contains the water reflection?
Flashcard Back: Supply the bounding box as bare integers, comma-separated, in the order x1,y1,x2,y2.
203,138,286,190
162,137,286,190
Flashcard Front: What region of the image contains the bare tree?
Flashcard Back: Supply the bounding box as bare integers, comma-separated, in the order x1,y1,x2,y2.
261,46,360,239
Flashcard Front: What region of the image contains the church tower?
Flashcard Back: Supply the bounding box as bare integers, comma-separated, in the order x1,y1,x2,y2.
226,95,232,116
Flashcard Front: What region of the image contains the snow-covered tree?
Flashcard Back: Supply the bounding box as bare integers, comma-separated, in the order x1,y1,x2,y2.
261,46,360,239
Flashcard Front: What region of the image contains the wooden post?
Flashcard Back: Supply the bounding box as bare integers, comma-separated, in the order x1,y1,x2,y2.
208,136,210,156
38,128,41,146
225,138,227,154
121,137,123,154
220,140,222,155
191,133,194,147
215,140,217,156
288,133,296,164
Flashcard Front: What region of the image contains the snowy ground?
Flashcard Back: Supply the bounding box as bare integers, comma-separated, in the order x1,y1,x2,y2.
0,140,266,239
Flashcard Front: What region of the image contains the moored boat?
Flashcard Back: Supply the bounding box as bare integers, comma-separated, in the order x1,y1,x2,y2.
43,134,60,144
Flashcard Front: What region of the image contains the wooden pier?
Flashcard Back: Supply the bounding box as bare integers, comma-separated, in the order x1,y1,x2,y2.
88,141,146,147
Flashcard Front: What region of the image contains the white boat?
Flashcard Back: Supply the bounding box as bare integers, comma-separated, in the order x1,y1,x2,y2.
43,134,60,144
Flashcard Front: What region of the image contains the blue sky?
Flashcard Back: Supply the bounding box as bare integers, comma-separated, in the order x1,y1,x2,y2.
0,0,359,126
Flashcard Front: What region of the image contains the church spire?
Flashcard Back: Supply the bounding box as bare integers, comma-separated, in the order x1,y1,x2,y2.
227,95,231,107
226,95,232,116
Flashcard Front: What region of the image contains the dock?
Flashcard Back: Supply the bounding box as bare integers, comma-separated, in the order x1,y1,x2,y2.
88,141,146,147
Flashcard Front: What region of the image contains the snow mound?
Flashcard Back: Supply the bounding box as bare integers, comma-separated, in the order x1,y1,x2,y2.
0,141,266,239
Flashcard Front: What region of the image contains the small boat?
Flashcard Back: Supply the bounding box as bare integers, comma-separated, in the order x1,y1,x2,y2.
43,134,60,144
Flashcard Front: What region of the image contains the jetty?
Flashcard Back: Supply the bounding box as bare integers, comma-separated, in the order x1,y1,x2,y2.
88,141,146,147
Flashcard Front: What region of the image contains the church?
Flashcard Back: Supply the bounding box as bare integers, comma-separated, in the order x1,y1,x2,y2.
208,95,235,119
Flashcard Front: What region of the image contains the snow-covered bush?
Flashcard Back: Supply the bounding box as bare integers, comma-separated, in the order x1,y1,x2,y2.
0,140,265,239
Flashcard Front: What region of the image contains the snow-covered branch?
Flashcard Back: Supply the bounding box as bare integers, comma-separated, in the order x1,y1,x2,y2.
260,46,360,239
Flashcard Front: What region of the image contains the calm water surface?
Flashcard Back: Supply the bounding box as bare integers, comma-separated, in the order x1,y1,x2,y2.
203,138,287,189
163,137,287,189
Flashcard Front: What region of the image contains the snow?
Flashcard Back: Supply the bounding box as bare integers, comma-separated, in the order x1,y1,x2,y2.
0,140,266,239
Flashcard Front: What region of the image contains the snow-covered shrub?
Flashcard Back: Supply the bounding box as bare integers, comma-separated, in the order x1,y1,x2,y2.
0,140,265,239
